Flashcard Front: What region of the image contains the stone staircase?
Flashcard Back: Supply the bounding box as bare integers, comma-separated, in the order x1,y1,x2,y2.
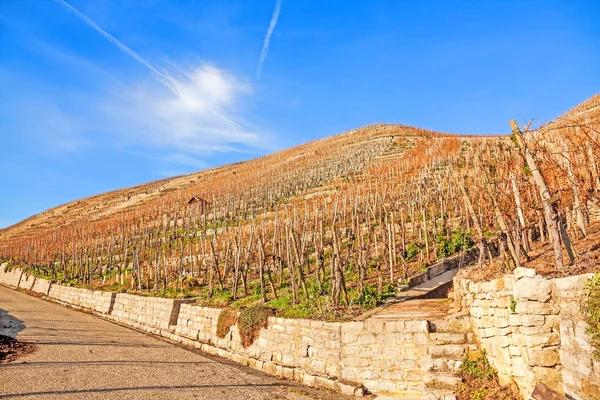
421,314,476,400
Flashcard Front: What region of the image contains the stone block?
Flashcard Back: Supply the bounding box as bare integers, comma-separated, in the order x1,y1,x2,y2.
337,381,359,396
525,347,560,367
341,367,357,381
559,349,591,377
495,335,511,348
515,301,558,316
394,358,416,369
365,320,385,333
514,267,537,279
356,333,376,345
517,332,560,348
514,277,553,303
342,357,371,368
341,321,364,333
358,368,380,380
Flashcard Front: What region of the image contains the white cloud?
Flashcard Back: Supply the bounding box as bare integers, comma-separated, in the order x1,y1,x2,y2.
53,0,265,157
103,63,261,154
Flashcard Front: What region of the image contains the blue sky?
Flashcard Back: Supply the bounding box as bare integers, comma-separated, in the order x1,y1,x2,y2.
1,0,599,228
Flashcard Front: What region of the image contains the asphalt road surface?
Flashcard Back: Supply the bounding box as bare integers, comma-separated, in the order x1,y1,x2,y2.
0,286,349,400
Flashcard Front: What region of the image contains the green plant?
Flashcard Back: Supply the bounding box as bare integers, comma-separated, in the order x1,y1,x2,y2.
460,353,495,380
216,308,239,339
509,295,517,313
406,243,420,260
437,229,474,258
455,351,518,400
585,273,600,361
355,285,380,309
238,304,273,347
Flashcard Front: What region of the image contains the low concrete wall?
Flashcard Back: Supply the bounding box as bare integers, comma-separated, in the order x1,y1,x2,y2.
454,268,600,400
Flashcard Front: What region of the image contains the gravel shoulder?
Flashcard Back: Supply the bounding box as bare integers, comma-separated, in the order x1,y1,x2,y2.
0,286,349,400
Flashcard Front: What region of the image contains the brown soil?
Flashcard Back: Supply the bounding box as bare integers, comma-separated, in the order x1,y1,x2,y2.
455,353,520,400
461,219,600,282
0,334,35,363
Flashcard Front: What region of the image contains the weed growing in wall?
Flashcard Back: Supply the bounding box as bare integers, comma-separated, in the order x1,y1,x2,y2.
509,295,517,313
584,273,600,361
216,308,239,339
238,304,273,348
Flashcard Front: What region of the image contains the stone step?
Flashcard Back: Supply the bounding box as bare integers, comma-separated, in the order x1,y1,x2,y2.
429,316,471,333
420,358,463,373
428,344,474,360
424,372,462,390
429,332,472,345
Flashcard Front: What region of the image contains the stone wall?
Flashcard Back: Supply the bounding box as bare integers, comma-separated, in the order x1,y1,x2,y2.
110,293,193,330
454,268,599,400
340,319,432,395
0,264,23,288
4,265,596,399
47,284,116,314
0,267,452,398
553,274,600,400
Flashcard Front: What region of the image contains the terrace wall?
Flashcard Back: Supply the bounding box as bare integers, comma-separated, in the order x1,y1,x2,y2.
3,263,598,399
454,268,600,400
0,265,446,397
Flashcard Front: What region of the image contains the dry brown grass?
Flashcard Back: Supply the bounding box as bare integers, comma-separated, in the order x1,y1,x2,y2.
216,308,239,339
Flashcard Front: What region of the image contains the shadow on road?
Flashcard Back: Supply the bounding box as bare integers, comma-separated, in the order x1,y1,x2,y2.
0,308,25,338
1,307,34,363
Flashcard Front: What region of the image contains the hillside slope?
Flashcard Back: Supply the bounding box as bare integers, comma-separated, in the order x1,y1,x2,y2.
1,94,599,320
0,124,451,240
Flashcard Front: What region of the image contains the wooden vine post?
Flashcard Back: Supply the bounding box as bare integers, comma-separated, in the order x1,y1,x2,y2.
509,119,574,268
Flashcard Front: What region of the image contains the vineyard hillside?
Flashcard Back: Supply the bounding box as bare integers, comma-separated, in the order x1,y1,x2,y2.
1,94,599,320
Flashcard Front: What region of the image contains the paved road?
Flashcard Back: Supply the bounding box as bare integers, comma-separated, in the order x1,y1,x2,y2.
0,286,347,400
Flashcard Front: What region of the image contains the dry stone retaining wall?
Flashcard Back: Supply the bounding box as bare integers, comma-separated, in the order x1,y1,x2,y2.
3,264,597,399
110,293,192,330
553,274,600,400
454,268,599,400
47,284,116,314
340,319,432,395
0,266,455,398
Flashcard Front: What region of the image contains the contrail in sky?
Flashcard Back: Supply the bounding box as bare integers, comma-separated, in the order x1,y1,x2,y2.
53,0,177,94
256,0,282,78
53,0,247,135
